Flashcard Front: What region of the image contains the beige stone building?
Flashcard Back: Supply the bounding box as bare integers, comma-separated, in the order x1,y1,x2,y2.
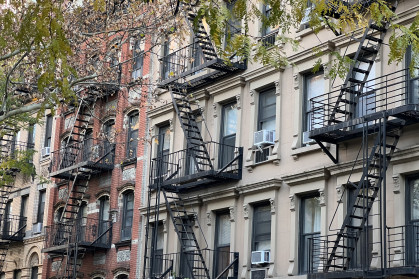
0,109,56,279
141,1,419,279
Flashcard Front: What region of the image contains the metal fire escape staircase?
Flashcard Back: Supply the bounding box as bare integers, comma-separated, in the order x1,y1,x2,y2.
319,0,402,272
0,126,25,272
144,4,244,279
53,92,113,279
324,117,401,271
328,5,397,126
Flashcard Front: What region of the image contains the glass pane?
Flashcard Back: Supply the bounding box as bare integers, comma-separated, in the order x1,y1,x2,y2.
156,224,164,250
223,104,237,136
306,73,324,130
217,214,231,246
253,204,271,251
411,178,419,220
303,197,321,234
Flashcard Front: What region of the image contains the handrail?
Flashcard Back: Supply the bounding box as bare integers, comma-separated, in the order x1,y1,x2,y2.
215,256,238,279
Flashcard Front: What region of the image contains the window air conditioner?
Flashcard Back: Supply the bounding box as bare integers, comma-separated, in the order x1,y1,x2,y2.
41,147,50,157
254,130,275,146
250,269,267,279
302,131,315,145
33,222,43,234
251,250,270,265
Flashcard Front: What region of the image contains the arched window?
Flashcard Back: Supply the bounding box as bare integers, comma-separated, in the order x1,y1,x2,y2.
121,190,134,241
83,129,93,161
103,120,115,163
126,111,139,159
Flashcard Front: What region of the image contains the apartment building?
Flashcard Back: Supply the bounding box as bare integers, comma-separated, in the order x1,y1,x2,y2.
141,1,419,279
41,35,152,278
0,109,56,279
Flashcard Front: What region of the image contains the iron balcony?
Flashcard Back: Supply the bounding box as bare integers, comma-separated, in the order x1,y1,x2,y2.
0,215,27,241
309,68,419,144
150,141,243,192
49,139,115,179
43,217,112,254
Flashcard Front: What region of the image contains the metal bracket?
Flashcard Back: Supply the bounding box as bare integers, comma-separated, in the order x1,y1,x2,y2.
315,140,339,164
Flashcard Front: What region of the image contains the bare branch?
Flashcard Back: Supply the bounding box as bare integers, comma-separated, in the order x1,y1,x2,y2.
0,102,52,122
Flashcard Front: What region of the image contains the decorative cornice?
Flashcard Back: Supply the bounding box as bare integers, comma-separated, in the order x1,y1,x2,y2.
148,103,173,119
241,64,284,82
282,167,329,186
95,188,111,198
207,76,246,96
288,41,335,65
117,182,135,193
235,178,281,195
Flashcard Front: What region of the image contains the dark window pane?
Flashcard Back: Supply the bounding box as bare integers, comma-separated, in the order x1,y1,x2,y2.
252,204,271,251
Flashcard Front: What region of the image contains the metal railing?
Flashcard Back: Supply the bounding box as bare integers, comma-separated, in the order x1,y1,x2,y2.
388,224,419,267
160,42,207,81
0,215,26,241
44,217,112,249
50,139,115,173
0,141,34,163
150,141,243,186
309,68,418,131
144,249,239,279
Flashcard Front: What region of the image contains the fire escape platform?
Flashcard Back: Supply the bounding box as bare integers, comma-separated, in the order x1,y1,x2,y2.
308,266,419,279
49,160,114,179
309,104,419,144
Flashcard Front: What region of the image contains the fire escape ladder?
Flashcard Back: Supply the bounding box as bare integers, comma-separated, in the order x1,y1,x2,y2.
328,2,397,125
183,5,218,62
56,92,98,279
163,189,210,279
0,126,20,272
324,117,402,271
170,86,213,171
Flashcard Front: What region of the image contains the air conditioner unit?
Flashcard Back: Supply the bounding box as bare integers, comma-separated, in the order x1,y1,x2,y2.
250,269,267,279
33,222,43,234
41,147,50,157
254,130,275,146
251,250,270,265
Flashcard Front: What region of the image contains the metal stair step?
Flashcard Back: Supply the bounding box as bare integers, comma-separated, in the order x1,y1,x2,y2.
369,24,386,32
360,46,378,54
356,56,374,64
352,67,369,74
348,78,365,84
365,35,383,43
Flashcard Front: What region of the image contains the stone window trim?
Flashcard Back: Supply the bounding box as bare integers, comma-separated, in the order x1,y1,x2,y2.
117,183,135,193
101,116,116,126
245,80,281,171
95,190,110,200
112,267,130,276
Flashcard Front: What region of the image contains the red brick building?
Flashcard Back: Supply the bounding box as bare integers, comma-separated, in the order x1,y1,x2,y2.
41,35,151,279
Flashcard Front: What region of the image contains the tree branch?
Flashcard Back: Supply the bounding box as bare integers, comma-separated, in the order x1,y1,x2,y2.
0,102,52,123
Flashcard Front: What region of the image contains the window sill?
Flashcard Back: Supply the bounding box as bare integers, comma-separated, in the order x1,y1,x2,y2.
295,24,326,41
115,239,131,248
121,157,136,167
245,145,280,172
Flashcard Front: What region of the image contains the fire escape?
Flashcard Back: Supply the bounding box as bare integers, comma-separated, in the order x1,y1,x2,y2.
307,0,419,278
0,126,30,272
43,87,116,279
143,4,244,279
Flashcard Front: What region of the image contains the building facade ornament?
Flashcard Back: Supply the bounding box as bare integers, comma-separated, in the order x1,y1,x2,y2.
243,204,249,219
269,198,276,214
163,219,167,232
289,195,295,211
236,94,241,110
213,103,218,118
393,174,401,194
249,89,255,106
229,206,235,222
336,185,344,203
293,74,299,90
169,118,174,132
206,212,212,226
274,80,281,96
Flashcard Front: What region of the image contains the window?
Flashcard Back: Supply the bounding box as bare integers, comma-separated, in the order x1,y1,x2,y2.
27,123,35,149
162,40,171,79
121,191,134,241
186,112,203,175
132,40,144,80
19,195,28,236
155,125,170,179
179,217,194,278
252,204,271,252
76,202,87,242
44,115,53,149
406,46,419,104
83,129,93,161
299,195,321,274
303,71,324,145
353,59,376,119
126,112,139,159
300,1,313,30
13,270,21,279
406,175,419,265
103,120,115,163
262,4,272,36
214,212,231,278
4,201,12,237
219,102,237,167
256,88,276,163
37,190,46,225
347,185,373,269
99,196,110,244
30,266,38,279
225,0,241,42
151,222,164,276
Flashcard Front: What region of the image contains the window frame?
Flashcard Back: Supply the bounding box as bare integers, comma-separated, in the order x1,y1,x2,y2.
251,203,272,253
405,174,419,265
121,190,134,241
132,39,144,80
219,102,237,168
261,4,273,36
298,193,321,274
126,111,139,159
406,45,419,104
44,115,53,148
214,211,231,278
